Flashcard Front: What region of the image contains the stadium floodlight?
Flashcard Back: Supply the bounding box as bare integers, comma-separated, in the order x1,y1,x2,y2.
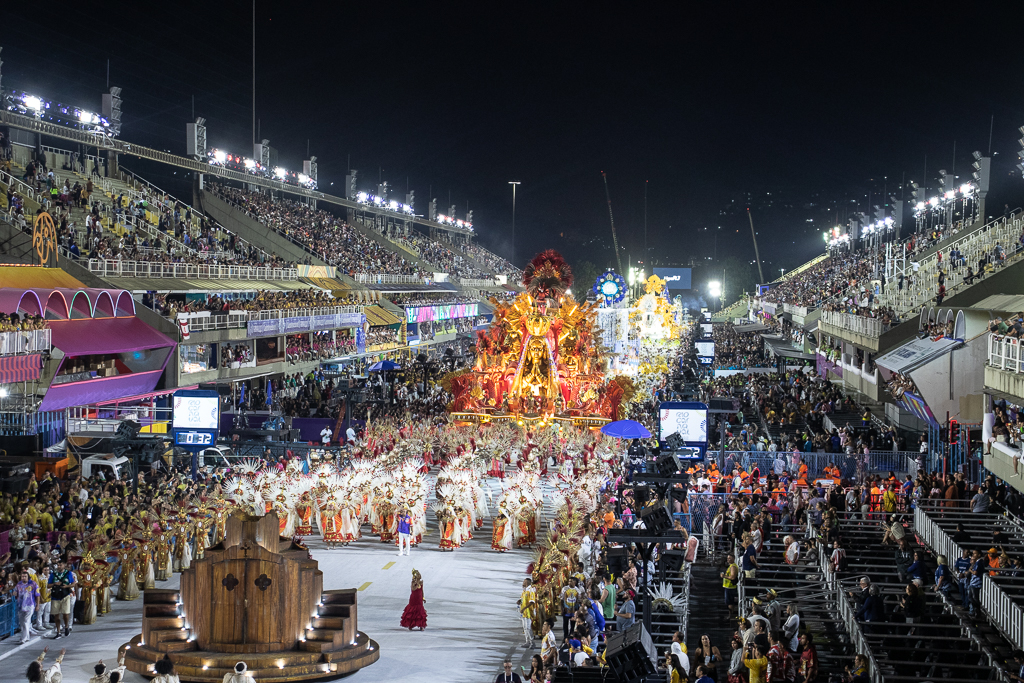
213,150,226,164
273,167,287,179
356,191,368,203
243,159,256,170
23,95,42,111
708,280,721,298
389,200,400,211
298,173,310,184
960,184,973,195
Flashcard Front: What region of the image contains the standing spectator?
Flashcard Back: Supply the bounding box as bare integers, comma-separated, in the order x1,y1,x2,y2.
14,569,40,643
798,633,818,683
615,589,636,632
48,559,75,639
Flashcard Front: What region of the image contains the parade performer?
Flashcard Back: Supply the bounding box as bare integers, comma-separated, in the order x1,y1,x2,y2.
400,569,428,631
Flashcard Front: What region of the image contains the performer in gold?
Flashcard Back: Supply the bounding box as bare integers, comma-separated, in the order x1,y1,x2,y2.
116,541,139,601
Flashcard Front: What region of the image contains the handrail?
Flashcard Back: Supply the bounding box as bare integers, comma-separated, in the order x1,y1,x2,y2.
353,273,432,285
989,333,1022,373
86,258,298,281
915,505,1024,653
0,329,51,356
819,310,891,338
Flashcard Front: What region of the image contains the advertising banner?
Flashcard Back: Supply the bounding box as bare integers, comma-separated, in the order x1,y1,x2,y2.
406,302,479,324
247,318,280,338
247,312,367,338
282,317,310,334
652,267,692,290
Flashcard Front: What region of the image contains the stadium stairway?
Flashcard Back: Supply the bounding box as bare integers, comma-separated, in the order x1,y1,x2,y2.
197,188,332,270
343,215,439,274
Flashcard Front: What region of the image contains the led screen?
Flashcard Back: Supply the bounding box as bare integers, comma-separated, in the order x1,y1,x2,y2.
659,403,709,444
406,302,479,324
173,394,220,430
695,341,715,356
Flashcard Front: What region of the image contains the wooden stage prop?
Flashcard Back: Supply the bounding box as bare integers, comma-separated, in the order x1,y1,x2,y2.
123,511,379,681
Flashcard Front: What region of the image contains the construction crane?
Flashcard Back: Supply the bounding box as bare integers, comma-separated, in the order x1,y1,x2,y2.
747,208,765,284
601,171,624,275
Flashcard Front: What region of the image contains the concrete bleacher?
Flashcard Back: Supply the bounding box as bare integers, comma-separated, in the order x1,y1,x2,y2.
915,502,1024,659
881,212,1024,316
829,508,1015,681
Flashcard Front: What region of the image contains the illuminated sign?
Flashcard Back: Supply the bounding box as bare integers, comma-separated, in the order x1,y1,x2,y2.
406,303,479,324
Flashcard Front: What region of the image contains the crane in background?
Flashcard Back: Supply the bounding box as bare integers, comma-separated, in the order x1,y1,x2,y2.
747,208,765,283
601,171,625,275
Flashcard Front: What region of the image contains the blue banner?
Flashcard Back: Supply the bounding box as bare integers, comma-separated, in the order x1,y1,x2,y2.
246,312,368,338
355,327,366,354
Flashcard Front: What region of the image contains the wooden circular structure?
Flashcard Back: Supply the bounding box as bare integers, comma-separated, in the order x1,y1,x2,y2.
123,511,379,681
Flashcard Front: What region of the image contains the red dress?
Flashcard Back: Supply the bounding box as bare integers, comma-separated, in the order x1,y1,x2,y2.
400,586,428,629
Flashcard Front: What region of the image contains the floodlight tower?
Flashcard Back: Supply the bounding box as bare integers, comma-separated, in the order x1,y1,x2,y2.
974,149,991,222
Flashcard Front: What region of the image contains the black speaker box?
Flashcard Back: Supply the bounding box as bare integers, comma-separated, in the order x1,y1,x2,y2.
605,622,656,683
660,548,686,574
0,474,30,494
606,547,629,576
640,504,673,535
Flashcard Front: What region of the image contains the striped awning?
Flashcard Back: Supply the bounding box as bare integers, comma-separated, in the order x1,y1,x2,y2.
0,353,42,382
365,305,402,327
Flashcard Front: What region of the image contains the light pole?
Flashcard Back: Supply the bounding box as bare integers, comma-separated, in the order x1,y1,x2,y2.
509,181,521,265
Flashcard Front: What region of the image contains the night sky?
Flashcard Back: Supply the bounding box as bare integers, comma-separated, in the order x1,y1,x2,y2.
5,4,1024,294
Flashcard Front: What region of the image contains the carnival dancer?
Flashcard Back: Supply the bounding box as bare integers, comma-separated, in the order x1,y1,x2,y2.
399,569,428,631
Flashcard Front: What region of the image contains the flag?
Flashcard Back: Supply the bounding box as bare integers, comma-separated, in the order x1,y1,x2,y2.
239,383,246,407
266,379,273,406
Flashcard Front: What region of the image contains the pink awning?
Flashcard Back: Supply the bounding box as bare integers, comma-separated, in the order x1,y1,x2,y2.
47,317,176,356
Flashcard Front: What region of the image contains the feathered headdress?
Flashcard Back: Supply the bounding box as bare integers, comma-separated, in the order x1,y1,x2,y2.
522,250,573,298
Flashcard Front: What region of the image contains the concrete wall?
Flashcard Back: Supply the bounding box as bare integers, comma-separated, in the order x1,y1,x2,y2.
984,365,1024,404
198,189,326,267
909,336,987,423
985,444,1024,493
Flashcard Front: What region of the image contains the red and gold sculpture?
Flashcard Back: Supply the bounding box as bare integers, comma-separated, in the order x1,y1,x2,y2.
449,251,627,426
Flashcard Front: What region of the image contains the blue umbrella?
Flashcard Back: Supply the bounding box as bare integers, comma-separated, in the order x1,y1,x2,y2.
368,360,402,372
600,419,652,439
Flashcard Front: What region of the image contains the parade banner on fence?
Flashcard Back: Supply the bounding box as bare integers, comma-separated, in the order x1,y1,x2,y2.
247,313,366,338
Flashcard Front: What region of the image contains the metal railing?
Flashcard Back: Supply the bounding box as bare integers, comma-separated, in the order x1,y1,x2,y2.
458,278,495,287
352,273,431,285
0,108,480,241
0,168,53,211
87,259,298,281
820,310,890,337
915,505,1024,653
881,212,1024,316
0,329,51,355
989,333,1022,373
174,305,361,331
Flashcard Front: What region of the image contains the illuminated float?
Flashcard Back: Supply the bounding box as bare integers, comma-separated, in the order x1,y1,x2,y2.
447,250,631,427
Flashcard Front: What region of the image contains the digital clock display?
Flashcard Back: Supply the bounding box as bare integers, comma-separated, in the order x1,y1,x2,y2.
175,431,214,446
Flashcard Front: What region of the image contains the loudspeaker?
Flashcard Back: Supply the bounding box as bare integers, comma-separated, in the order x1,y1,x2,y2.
605,622,656,683
665,432,685,450
606,547,629,576
0,460,32,478
655,452,683,476
115,420,142,439
0,474,30,494
640,504,673,535
660,548,686,574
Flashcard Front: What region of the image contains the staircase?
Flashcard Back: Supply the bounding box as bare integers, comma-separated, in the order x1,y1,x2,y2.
880,212,1024,316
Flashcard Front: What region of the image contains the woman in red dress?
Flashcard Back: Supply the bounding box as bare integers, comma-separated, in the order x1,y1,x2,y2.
400,569,428,630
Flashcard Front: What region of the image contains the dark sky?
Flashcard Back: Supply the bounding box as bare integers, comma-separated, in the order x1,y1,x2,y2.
6,3,1024,290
